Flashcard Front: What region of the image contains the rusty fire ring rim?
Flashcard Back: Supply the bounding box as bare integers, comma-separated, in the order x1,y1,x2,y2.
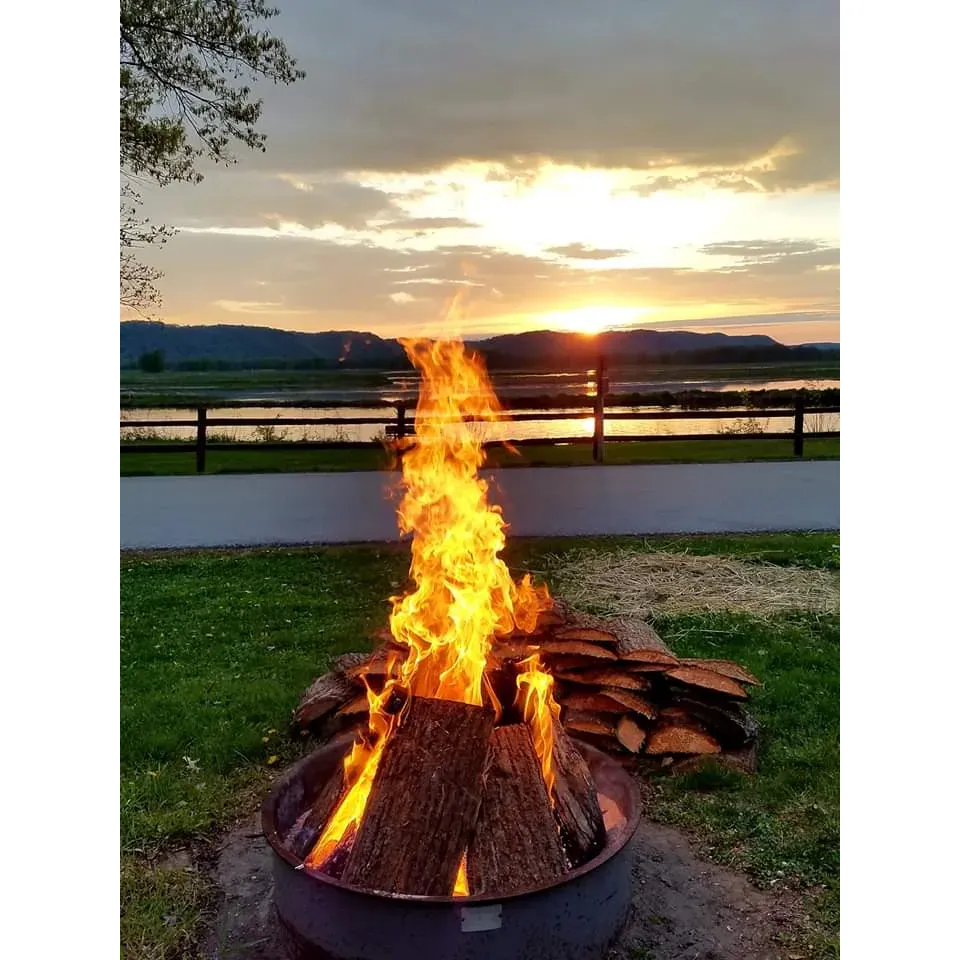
262,732,643,906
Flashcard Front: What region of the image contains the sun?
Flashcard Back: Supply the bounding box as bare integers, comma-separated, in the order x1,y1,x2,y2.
538,305,652,336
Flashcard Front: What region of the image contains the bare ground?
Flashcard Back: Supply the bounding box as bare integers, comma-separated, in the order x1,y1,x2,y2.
199,814,805,960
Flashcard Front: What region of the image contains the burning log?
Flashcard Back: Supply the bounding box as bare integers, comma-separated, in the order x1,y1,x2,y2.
340,697,495,896
285,766,346,860
467,725,567,895
550,719,606,866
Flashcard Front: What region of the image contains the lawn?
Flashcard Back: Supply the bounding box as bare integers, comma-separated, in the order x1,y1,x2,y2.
120,436,840,476
120,533,839,958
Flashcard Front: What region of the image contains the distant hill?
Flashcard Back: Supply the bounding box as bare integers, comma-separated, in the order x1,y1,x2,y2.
121,321,838,370
120,322,406,367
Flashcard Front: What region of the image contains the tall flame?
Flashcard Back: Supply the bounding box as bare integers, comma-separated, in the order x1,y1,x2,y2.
306,336,551,875
516,654,562,800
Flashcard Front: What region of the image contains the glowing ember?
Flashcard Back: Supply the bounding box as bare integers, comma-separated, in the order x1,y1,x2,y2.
306,336,558,884
516,654,562,800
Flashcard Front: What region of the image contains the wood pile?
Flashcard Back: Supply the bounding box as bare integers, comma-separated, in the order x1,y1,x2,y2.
295,601,760,775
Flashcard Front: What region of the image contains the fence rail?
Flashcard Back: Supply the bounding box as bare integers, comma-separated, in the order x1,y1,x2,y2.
121,382,838,473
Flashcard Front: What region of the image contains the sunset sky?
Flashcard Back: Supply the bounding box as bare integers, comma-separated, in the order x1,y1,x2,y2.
132,0,839,344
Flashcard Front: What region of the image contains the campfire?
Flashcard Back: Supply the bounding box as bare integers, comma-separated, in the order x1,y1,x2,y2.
280,338,611,897
266,336,759,957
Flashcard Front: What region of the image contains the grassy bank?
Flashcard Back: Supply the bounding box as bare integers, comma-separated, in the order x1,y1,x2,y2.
121,436,840,476
121,534,839,958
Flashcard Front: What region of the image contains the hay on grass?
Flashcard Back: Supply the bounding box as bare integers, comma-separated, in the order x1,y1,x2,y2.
542,550,840,618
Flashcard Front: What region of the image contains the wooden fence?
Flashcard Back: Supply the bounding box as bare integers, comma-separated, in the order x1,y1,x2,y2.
121,374,839,474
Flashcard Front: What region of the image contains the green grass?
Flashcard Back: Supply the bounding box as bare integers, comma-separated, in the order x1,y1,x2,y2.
650,612,840,957
121,534,839,957
121,436,840,476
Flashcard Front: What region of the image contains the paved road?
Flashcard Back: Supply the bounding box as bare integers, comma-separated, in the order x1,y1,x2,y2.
120,461,838,549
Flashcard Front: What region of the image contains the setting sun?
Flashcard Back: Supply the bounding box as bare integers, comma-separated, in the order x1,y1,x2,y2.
536,305,652,336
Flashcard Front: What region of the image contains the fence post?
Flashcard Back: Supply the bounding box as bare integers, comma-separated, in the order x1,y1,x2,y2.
196,407,207,473
793,389,806,457
394,403,407,470
592,355,607,463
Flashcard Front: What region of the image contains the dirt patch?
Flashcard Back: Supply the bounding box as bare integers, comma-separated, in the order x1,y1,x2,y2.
545,549,840,618
202,815,803,960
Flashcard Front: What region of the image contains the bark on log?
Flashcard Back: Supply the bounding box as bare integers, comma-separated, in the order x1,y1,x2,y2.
559,691,628,714
466,725,567,896
285,766,346,861
551,719,606,866
612,619,679,665
341,697,495,896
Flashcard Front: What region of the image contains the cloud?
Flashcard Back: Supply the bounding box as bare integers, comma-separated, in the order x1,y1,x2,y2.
249,0,837,190
547,243,632,260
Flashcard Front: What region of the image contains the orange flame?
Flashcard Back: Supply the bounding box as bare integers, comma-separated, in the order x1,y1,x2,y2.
454,853,470,896
516,654,562,801
306,336,551,881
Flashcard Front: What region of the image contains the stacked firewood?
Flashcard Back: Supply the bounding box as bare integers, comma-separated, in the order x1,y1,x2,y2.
295,601,760,774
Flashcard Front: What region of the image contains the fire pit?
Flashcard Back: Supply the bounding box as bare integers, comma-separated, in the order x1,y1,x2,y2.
260,338,644,959
263,732,642,960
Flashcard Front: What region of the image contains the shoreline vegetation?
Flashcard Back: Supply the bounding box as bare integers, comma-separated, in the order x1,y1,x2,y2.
121,436,840,476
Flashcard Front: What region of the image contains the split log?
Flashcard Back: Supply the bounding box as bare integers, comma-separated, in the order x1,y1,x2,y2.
551,719,606,866
612,619,680,666
616,716,647,754
598,688,657,720
645,723,721,756
341,697,495,896
336,693,369,716
665,666,748,700
295,671,359,727
284,766,346,860
552,626,620,647
680,659,760,686
539,640,617,660
559,691,627,714
555,668,650,692
489,640,539,662
623,661,673,673
331,652,372,675
466,725,567,895
563,710,617,737
672,697,759,747
537,599,571,628
546,653,618,672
